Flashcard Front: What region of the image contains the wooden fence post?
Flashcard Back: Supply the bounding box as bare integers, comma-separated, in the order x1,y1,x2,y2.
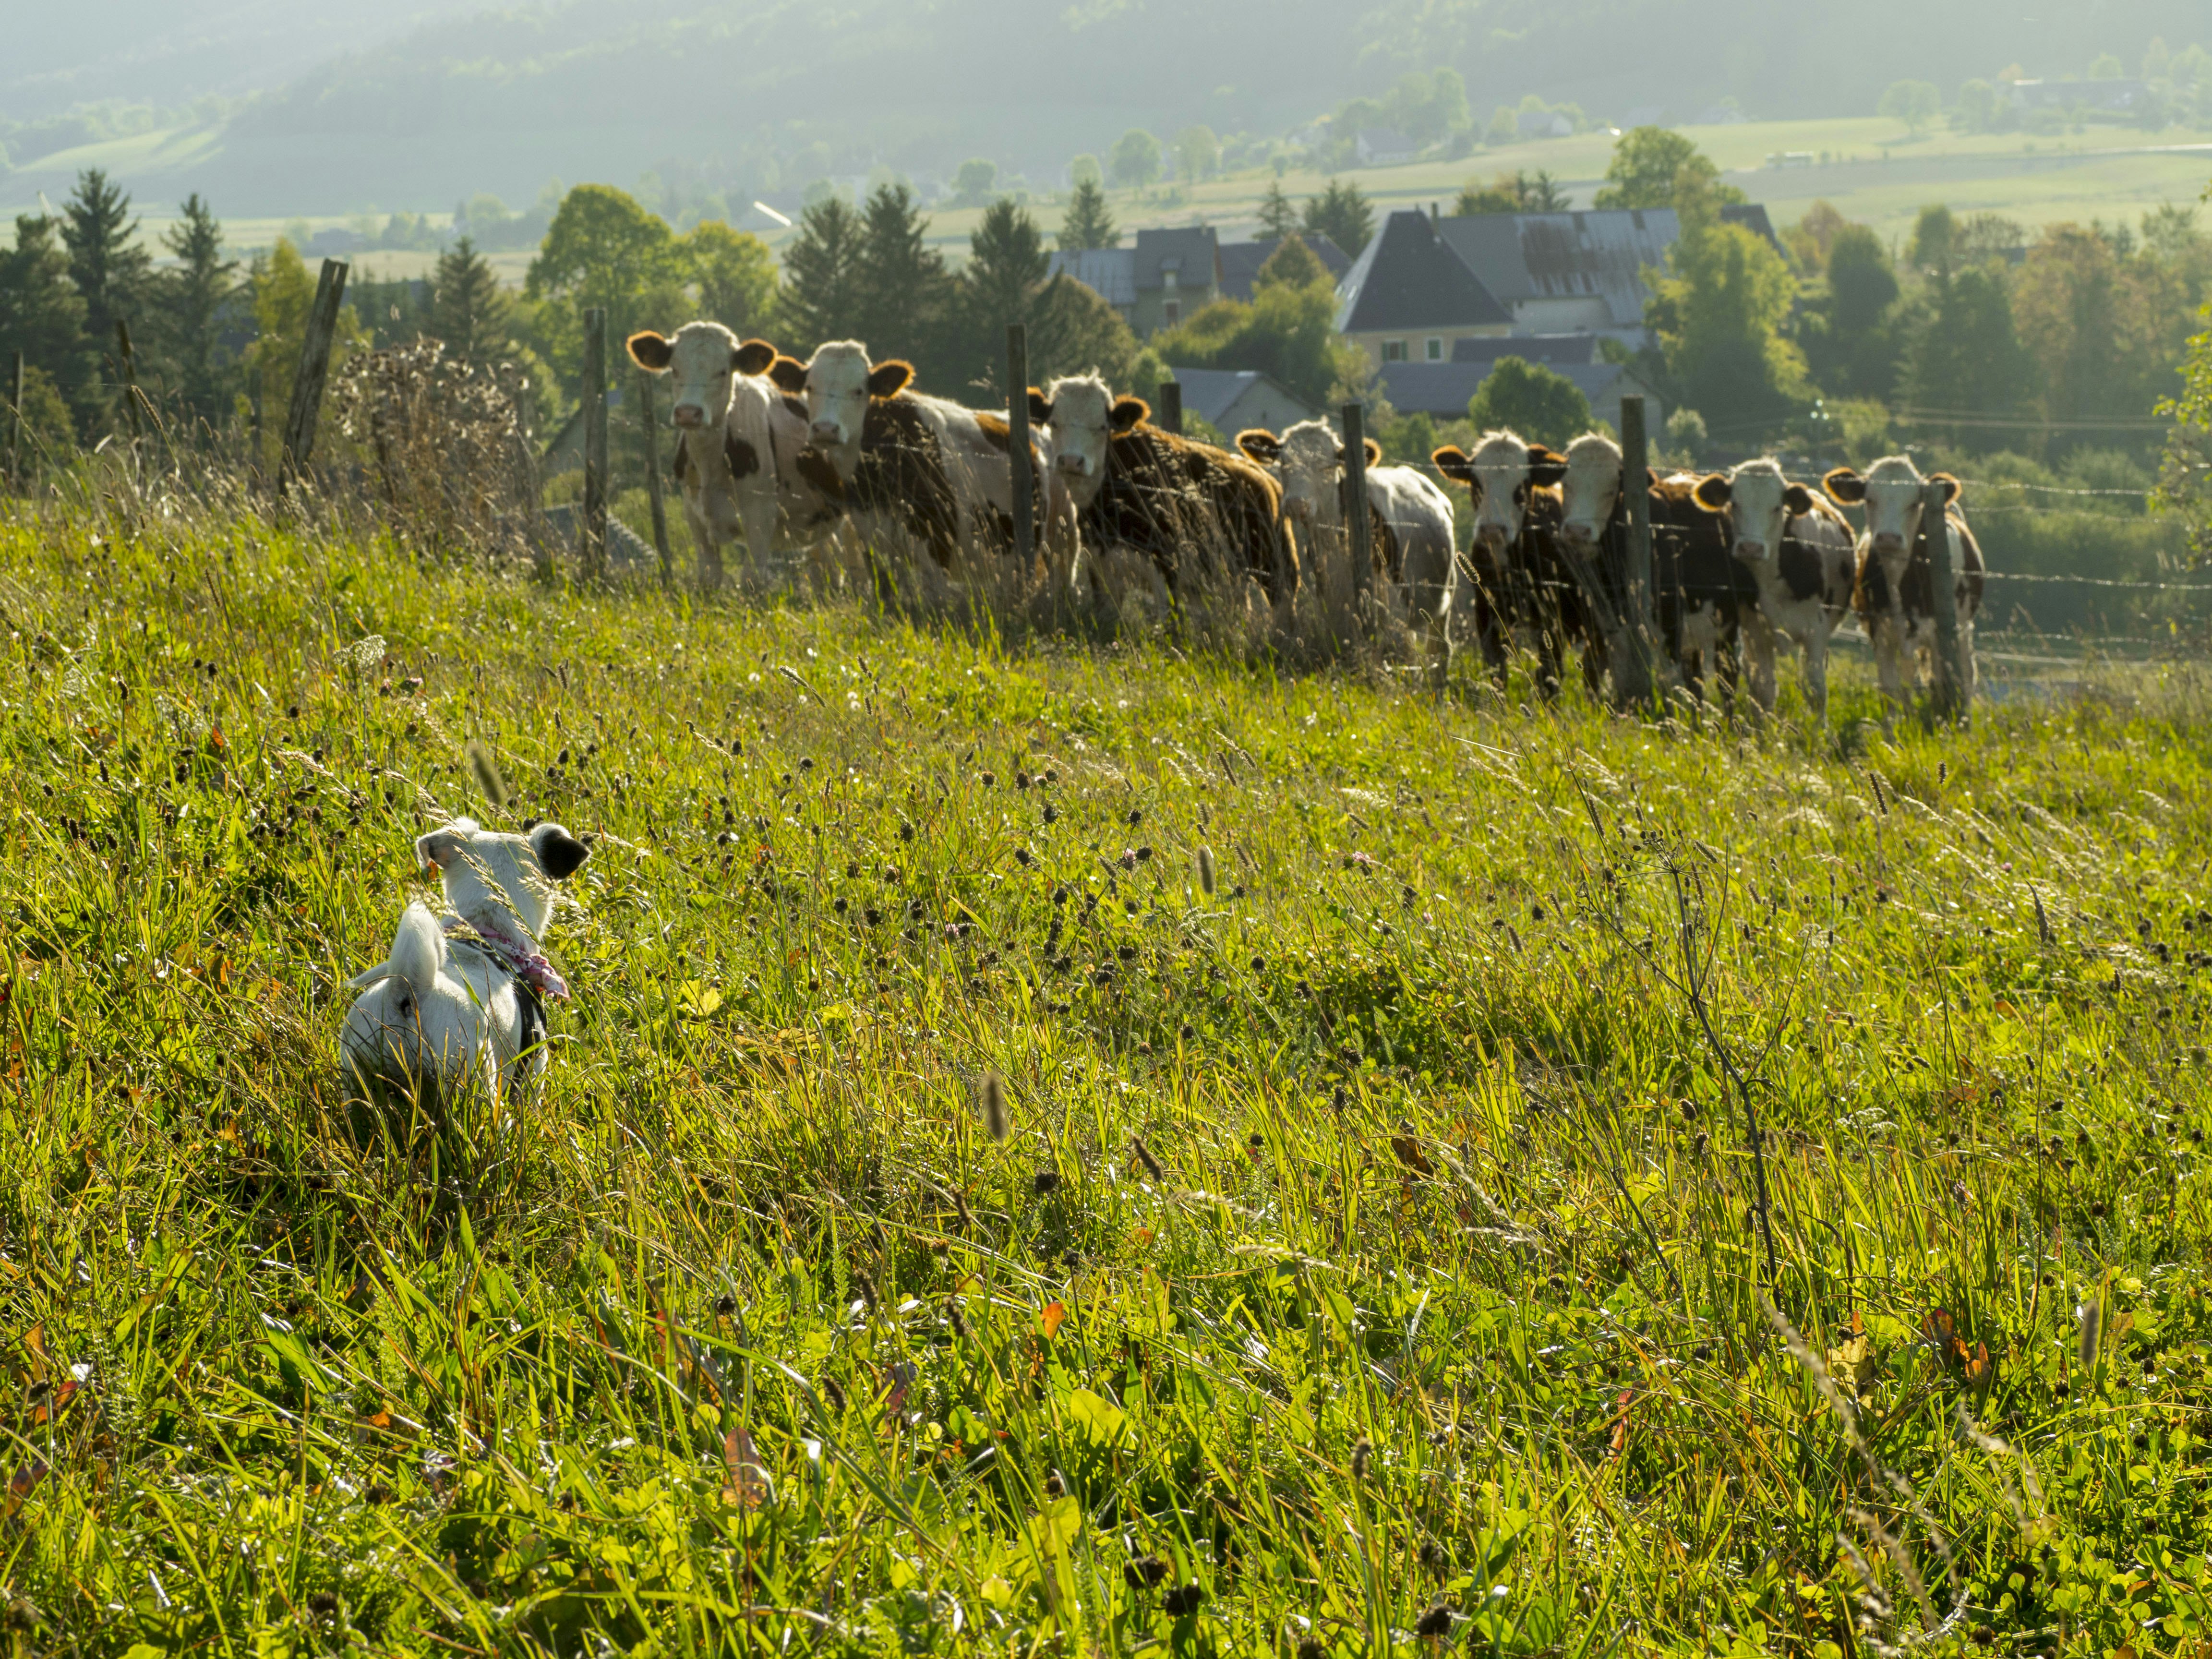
115,320,144,443
580,307,608,582
279,258,349,494
1922,477,1967,720
1156,380,1182,437
1006,323,1035,570
7,352,22,493
635,365,673,588
1341,401,1372,620
1617,395,1659,709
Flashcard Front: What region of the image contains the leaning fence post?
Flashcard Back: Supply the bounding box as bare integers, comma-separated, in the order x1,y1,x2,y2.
1006,323,1035,570
115,320,144,443
6,352,22,492
580,307,609,582
279,258,349,494
1922,478,1966,720
1156,380,1182,437
1618,395,1659,709
1342,401,1373,622
635,364,673,588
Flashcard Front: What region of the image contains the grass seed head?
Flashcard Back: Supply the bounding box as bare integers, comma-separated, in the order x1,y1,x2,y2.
2078,1298,2102,1369
464,740,510,814
1133,1136,1165,1180
1351,1436,1372,1479
979,1071,1009,1141
1199,845,1217,896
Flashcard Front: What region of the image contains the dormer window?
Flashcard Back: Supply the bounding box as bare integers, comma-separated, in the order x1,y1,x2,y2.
1163,269,1179,291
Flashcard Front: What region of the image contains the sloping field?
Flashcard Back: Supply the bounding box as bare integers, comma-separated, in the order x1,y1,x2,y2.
6,506,2212,1652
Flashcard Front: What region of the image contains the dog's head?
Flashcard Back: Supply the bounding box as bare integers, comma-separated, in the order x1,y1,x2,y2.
340,902,481,1107
414,817,589,940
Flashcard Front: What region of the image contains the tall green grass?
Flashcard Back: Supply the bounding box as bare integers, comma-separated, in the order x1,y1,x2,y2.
7,501,2212,1656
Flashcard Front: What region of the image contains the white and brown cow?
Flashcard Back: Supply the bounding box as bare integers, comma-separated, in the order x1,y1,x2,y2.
1431,430,1579,693
767,341,1073,588
1237,419,1458,686
1688,459,1858,721
1822,456,1985,708
625,322,818,588
1030,374,1297,623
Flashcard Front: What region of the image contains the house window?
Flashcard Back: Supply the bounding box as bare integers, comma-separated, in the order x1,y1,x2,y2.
1163,301,1181,327
1382,339,1407,362
1425,337,1444,361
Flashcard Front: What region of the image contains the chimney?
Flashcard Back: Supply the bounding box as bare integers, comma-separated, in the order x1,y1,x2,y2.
1430,202,1439,222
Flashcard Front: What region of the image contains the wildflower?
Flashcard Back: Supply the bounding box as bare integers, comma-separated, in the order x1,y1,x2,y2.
979,1072,1009,1141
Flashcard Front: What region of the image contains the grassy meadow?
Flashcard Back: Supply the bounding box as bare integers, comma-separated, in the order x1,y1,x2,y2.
11,501,2212,1656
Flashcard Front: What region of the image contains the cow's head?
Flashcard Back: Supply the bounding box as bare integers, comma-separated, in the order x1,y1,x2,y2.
625,323,777,433
1554,432,1633,549
1236,420,1379,528
1694,458,1818,564
1028,374,1120,508
764,340,913,449
1824,457,1959,560
1432,430,1567,550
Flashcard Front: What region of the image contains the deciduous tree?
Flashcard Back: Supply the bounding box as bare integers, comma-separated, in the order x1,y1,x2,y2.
1465,357,1595,449
1301,180,1373,259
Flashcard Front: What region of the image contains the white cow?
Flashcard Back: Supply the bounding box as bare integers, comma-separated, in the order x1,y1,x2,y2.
625,323,817,588
1236,419,1459,686
1688,459,1858,720
1822,456,1986,708
766,341,1074,586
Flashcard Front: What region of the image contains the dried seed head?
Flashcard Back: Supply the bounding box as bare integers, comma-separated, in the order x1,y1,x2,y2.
948,1300,969,1340
1132,1136,1165,1181
1161,1583,1205,1616
1033,1168,1061,1196
1415,1603,1453,1638
1298,1641,1326,1659
979,1071,1009,1142
852,1268,878,1312
1350,1436,1372,1479
464,739,510,813
822,1376,847,1414
1198,845,1216,896
1124,1554,1169,1591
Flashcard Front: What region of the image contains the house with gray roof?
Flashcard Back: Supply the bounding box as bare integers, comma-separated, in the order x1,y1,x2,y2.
1217,234,1351,303
1160,369,1320,438
1045,226,1225,337
1333,209,1513,371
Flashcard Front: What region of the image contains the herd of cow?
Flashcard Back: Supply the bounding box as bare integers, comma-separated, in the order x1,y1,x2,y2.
625,320,1985,717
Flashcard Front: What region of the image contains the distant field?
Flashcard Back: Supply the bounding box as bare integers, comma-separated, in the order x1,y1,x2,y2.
3,113,2208,270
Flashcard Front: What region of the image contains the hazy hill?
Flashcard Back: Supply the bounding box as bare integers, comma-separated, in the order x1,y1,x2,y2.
4,0,2202,218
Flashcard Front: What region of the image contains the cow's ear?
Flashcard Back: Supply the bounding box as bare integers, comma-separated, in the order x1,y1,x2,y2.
529,821,591,882
767,355,809,393
1822,466,1865,505
1932,471,1961,505
1362,438,1382,468
732,338,777,376
625,330,674,371
1431,445,1474,482
1527,445,1568,487
1691,472,1732,512
1783,482,1816,516
1236,429,1281,463
866,359,914,398
1027,387,1052,423
1110,396,1150,433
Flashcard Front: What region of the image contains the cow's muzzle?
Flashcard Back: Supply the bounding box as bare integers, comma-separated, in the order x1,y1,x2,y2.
1055,453,1089,476
1871,532,1907,555
1735,540,1770,561
811,420,843,444
673,405,706,430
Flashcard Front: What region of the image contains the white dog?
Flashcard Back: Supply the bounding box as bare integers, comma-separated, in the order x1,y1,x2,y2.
341,818,590,1111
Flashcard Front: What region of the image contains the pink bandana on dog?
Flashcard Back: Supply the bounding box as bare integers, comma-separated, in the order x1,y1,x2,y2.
445,912,571,1003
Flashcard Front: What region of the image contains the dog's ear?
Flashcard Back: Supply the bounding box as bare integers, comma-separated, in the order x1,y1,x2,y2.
530,821,591,881
416,821,475,872
351,903,446,996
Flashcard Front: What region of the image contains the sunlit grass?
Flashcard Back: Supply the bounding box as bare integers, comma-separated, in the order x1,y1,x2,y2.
8,506,2212,1654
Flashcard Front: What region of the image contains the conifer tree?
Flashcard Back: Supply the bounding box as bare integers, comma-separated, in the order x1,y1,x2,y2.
157,193,237,422
1058,177,1118,252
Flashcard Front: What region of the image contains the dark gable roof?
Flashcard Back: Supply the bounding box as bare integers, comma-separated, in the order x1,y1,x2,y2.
1452,332,1601,365
1334,210,1512,335
1217,233,1350,303
1435,204,1783,329
1133,226,1221,293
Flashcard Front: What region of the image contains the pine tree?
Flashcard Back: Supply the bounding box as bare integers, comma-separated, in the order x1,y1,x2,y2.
777,196,870,352
1058,178,1118,252
1301,180,1375,259
0,215,93,420
156,193,237,423
427,236,512,365
855,183,951,377
966,201,1049,335
1255,180,1298,241
59,169,152,426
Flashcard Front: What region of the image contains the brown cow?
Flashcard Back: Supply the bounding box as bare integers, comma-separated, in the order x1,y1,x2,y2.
1822,456,1985,707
